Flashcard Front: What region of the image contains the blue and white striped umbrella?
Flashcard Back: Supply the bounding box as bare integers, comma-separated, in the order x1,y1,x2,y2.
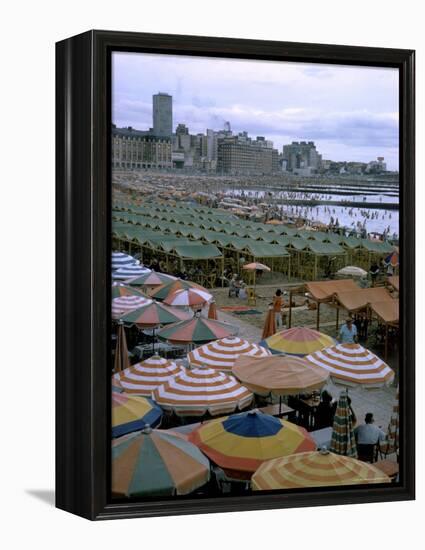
111,251,138,271
113,264,151,280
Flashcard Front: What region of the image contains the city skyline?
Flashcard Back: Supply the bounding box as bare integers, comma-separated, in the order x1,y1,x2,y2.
112,52,399,170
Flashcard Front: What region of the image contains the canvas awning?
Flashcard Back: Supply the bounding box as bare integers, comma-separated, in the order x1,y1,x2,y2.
173,243,222,259
334,287,394,312
304,279,359,302
388,275,399,291
370,299,399,325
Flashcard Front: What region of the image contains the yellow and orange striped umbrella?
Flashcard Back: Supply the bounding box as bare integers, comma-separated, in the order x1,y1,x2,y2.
152,366,253,417
251,449,390,490
112,355,184,396
261,326,335,356
306,343,395,388
187,336,270,372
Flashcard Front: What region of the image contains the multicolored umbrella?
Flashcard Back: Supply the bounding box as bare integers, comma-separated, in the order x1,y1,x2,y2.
260,326,335,356
111,295,152,320
384,251,399,267
306,343,395,388
187,336,270,372
111,283,147,299
112,264,151,280
152,367,253,417
188,410,316,480
112,392,162,438
113,322,130,374
208,301,218,320
112,426,210,497
149,279,206,301
330,391,357,457
232,354,329,397
262,307,276,339
120,301,192,328
164,288,213,308
128,271,177,287
157,316,238,345
385,386,399,455
111,251,137,271
112,355,184,396
251,449,390,490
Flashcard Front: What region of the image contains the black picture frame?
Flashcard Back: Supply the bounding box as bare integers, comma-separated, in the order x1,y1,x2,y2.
56,29,415,520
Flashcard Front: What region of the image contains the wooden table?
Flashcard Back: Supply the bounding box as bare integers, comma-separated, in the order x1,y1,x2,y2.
258,403,294,418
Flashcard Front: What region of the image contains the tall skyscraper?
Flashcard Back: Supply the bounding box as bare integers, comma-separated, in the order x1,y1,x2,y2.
153,93,172,137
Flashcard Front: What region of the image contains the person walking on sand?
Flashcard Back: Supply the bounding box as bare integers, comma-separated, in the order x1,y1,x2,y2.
272,289,284,330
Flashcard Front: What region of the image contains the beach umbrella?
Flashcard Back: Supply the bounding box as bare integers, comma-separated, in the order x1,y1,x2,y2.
111,251,137,271
262,306,276,339
112,355,184,396
330,391,357,457
207,301,218,320
112,393,162,438
113,321,130,374
306,343,395,388
120,301,192,328
111,283,147,299
127,271,177,287
251,449,390,490
188,409,316,480
242,262,271,291
187,336,270,372
111,295,152,320
157,316,238,346
153,366,253,417
112,426,210,497
232,354,329,397
336,266,368,278
385,386,399,455
164,288,213,308
260,326,335,356
112,264,151,280
384,252,399,267
149,279,206,301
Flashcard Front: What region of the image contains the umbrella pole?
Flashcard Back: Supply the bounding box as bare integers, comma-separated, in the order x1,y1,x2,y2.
279,396,282,418
152,327,155,355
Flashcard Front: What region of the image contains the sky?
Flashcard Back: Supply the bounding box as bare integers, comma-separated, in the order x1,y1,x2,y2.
112,52,399,171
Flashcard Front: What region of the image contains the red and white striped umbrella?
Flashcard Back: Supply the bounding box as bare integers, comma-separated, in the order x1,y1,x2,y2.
152,367,253,417
163,288,213,308
112,355,184,396
306,343,395,388
187,337,271,372
112,295,152,320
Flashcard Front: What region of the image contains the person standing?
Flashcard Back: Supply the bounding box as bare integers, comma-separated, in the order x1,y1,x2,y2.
272,289,283,330
339,318,358,344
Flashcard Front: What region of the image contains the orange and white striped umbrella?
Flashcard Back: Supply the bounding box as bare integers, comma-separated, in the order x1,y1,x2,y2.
112,295,152,320
112,355,184,396
187,337,271,372
306,343,395,388
152,366,253,417
163,288,213,308
251,449,390,490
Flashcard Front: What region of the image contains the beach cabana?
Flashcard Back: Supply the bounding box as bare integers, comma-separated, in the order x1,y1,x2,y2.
251,449,389,490
112,427,210,497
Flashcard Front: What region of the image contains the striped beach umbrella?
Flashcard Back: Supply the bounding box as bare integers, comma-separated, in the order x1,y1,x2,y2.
128,271,177,287
330,391,357,457
112,426,210,497
112,355,184,396
157,316,238,345
262,307,276,339
113,322,130,374
120,301,192,328
386,386,399,455
112,392,162,438
164,288,213,308
111,295,152,320
207,301,218,320
152,367,253,417
189,410,316,480
306,343,395,388
112,264,151,281
261,327,335,356
187,336,270,372
232,354,329,397
149,279,206,301
111,251,137,271
111,283,147,299
251,449,390,490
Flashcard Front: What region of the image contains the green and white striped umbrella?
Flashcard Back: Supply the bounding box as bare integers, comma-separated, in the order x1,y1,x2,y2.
330,391,357,458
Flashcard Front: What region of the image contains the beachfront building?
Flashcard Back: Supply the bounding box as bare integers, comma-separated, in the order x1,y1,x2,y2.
112,126,172,170
282,141,322,175
217,133,280,175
